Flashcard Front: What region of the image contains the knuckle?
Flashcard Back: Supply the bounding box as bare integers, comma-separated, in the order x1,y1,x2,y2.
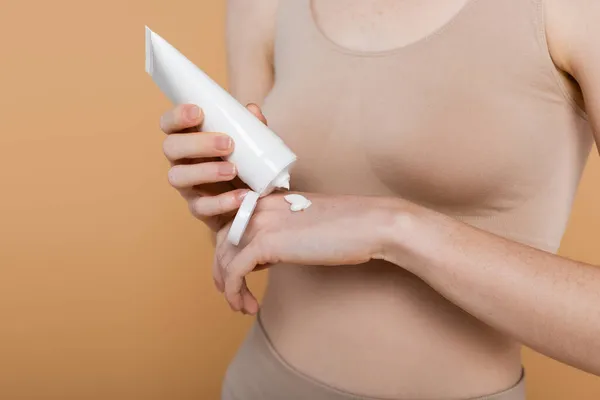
225,291,237,309
159,112,171,133
195,135,216,157
188,198,204,219
216,193,232,214
254,239,272,265
204,131,219,146
206,162,223,180
216,246,230,272
162,137,176,159
251,236,265,255
173,105,186,125
188,197,220,219
167,166,181,188
161,106,182,131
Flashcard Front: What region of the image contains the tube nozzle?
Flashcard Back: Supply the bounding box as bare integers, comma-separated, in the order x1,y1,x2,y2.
273,173,291,190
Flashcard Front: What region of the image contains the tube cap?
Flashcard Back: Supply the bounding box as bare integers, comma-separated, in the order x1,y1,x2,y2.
227,191,260,246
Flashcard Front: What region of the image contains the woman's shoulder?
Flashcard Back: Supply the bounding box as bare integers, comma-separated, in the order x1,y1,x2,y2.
543,0,598,76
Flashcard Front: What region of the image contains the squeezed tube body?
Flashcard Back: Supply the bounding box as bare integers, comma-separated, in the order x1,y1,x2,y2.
145,27,296,194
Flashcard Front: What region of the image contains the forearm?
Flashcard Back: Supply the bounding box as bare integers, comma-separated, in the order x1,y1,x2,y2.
382,202,600,374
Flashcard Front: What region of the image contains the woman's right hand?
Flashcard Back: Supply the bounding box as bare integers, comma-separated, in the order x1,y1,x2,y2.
160,103,267,232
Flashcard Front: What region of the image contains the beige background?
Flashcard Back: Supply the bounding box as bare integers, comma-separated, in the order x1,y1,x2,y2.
1,0,599,398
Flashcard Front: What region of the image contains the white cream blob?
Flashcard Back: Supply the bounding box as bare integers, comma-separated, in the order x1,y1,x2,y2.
284,194,312,212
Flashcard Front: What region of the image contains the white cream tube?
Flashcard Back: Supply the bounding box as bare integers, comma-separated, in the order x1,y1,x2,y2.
145,27,296,195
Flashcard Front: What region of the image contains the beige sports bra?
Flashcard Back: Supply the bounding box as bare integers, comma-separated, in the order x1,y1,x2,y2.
261,0,592,252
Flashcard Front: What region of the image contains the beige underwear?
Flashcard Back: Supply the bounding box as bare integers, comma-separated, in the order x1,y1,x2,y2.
221,319,526,400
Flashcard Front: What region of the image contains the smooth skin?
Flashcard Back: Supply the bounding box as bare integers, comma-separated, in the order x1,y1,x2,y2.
160,103,265,232
159,0,600,395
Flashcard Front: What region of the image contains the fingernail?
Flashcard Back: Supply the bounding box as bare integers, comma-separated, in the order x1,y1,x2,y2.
238,190,249,201
216,135,232,151
220,163,236,177
187,106,200,121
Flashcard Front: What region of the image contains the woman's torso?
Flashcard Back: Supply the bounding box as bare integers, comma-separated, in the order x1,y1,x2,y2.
257,0,591,398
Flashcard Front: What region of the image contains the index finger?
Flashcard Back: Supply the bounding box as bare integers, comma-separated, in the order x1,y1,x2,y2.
160,104,204,134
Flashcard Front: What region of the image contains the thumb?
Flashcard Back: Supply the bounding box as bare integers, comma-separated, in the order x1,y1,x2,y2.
246,103,268,125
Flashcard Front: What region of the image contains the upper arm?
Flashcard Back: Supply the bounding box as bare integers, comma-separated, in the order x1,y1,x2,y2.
226,0,278,106
546,0,600,137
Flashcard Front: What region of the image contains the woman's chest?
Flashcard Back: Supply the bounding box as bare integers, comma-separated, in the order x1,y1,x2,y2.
263,67,564,214
264,0,586,215
310,0,470,53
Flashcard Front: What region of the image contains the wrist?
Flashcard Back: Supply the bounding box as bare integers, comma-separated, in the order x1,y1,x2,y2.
370,197,432,274
369,197,414,262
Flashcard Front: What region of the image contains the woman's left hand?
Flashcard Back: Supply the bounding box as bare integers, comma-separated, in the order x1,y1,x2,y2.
213,193,398,314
